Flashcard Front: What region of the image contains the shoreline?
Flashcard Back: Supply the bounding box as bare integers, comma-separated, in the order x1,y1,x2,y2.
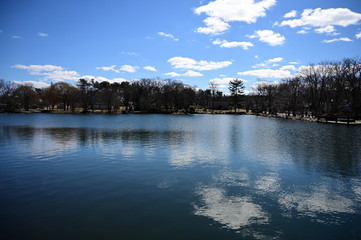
2,109,360,125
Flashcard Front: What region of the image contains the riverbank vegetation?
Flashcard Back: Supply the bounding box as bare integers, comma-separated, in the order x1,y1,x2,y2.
1,57,360,117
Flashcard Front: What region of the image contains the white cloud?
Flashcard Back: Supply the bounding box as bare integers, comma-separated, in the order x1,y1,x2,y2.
167,56,232,71
210,77,247,85
289,61,300,65
96,65,120,73
11,64,79,82
322,37,353,43
280,65,297,71
120,51,139,56
195,0,276,23
210,77,233,85
297,29,309,34
11,64,63,73
250,81,281,89
158,32,179,41
315,25,338,35
247,34,257,39
284,10,297,18
81,75,128,84
212,39,254,50
194,0,276,35
238,68,292,78
38,32,48,37
11,35,22,39
11,64,131,84
268,57,283,63
165,70,203,77
280,8,361,28
196,17,231,35
144,66,157,72
165,72,181,77
183,70,203,77
44,70,79,82
251,30,285,46
12,80,50,89
252,57,283,68
120,65,138,73
356,32,361,39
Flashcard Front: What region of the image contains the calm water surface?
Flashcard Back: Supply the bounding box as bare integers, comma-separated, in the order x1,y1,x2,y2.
1,114,361,239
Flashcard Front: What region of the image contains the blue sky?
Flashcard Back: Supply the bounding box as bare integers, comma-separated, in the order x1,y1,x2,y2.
1,0,361,92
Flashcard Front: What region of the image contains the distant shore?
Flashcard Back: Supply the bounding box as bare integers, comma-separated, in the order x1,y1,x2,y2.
3,109,361,125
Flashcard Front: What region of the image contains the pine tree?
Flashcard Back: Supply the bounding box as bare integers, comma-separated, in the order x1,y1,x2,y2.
228,79,245,114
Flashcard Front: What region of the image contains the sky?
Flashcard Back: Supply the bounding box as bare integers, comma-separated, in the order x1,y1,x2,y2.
1,0,361,92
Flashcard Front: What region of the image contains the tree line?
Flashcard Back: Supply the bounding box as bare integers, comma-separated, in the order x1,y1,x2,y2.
246,57,361,116
1,57,360,116
0,78,226,113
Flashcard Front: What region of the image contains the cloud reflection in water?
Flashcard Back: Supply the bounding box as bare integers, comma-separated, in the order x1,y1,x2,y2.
194,187,269,230
279,185,356,222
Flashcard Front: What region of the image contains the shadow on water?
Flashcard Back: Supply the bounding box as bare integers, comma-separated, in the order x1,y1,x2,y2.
0,125,191,146
270,119,361,177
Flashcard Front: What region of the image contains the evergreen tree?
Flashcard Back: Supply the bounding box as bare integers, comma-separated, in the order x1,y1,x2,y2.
228,79,245,114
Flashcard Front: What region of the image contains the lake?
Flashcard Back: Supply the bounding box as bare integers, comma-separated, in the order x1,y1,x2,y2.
0,113,361,239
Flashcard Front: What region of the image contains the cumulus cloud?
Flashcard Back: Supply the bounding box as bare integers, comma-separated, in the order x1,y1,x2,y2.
165,72,181,77
322,37,353,43
11,64,79,82
212,39,254,50
81,75,128,84
356,32,361,39
280,65,297,71
297,29,309,34
183,70,203,77
238,68,292,78
284,10,297,18
268,57,283,63
164,72,181,77
194,0,276,35
209,77,247,85
167,56,232,71
249,30,285,46
144,66,157,72
252,57,283,68
196,17,231,35
165,70,203,77
194,0,276,23
96,65,120,73
158,32,179,41
11,64,131,85
315,26,338,35
120,65,138,73
38,32,48,37
44,70,79,82
279,8,361,28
